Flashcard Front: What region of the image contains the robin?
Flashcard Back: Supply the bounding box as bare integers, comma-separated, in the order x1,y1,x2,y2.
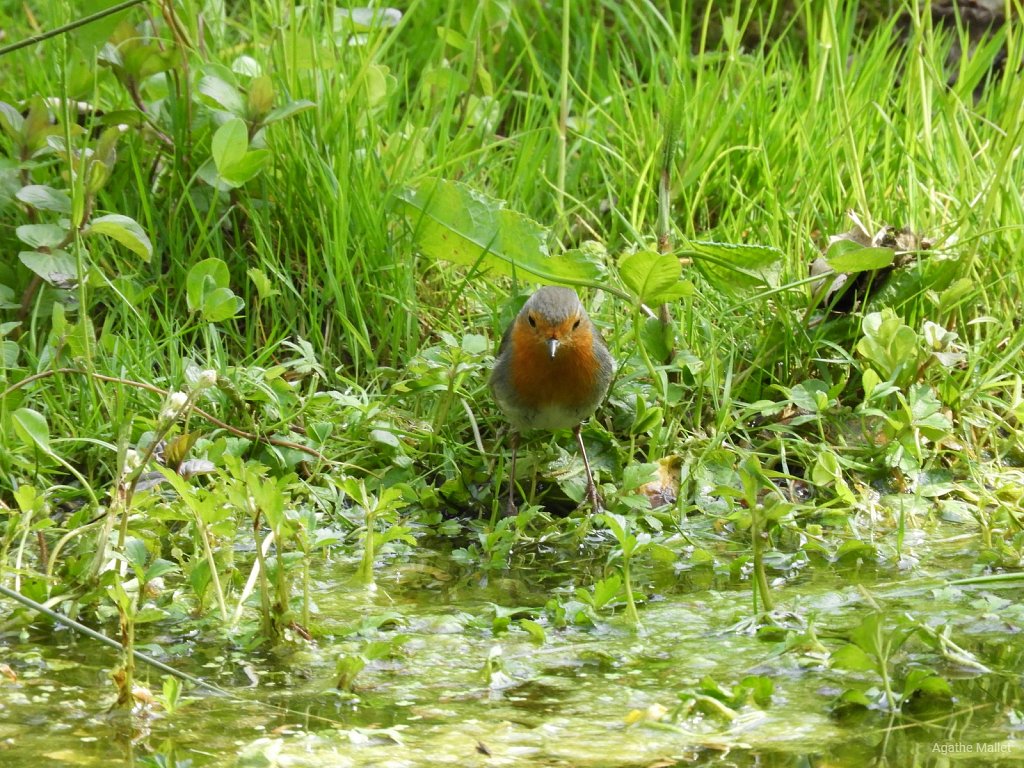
490,286,615,516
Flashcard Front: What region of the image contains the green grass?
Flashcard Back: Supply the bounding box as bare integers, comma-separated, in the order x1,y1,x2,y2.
1,0,1024,738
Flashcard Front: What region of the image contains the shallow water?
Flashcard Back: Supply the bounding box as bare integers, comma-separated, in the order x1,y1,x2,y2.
3,519,1024,767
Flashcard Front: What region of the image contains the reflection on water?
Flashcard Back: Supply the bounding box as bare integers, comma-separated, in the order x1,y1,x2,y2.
2,524,1024,767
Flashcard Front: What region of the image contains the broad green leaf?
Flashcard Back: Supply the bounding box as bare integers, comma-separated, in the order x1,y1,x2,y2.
686,240,784,294
902,669,952,700
134,607,169,624
220,149,270,186
145,558,179,582
825,240,895,272
1,339,17,367
18,249,77,287
835,539,877,563
811,449,841,486
88,214,153,260
789,379,830,413
262,99,316,126
398,178,604,287
596,511,626,542
14,485,39,513
856,309,920,386
590,573,622,608
16,223,67,249
831,688,873,713
648,542,676,563
862,367,881,401
198,75,245,115
849,612,886,657
639,315,673,363
0,101,23,138
16,185,72,213
438,26,471,51
211,118,249,174
518,618,546,644
830,643,877,673
12,408,51,452
362,64,390,107
125,537,149,571
619,250,692,305
370,429,401,448
738,675,774,707
187,257,230,313
202,287,243,322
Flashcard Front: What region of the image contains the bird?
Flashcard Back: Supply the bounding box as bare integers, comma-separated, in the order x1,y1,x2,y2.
490,286,615,516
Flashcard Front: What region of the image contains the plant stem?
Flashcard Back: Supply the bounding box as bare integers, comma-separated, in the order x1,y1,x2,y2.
622,557,640,627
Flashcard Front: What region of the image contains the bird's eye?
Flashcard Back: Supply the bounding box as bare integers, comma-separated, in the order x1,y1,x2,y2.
528,314,536,328
572,317,581,330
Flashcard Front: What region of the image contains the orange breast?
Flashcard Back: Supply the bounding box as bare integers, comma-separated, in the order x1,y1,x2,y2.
509,323,600,411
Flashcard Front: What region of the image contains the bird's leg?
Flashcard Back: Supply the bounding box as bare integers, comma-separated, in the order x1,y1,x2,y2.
574,423,602,512
504,431,519,517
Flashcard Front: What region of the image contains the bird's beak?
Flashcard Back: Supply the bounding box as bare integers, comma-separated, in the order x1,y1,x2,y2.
547,338,560,358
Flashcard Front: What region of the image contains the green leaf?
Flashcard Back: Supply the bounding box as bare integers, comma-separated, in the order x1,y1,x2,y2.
438,26,471,51
211,118,249,174
262,99,316,126
370,429,401,448
738,675,774,707
849,612,888,657
518,618,546,644
247,267,281,300
16,223,67,249
0,101,23,138
398,178,604,288
825,240,895,272
125,537,149,571
134,607,169,624
856,309,920,386
144,558,179,582
16,184,72,213
202,287,243,322
835,538,877,564
12,408,51,452
639,315,673,363
596,511,626,542
902,669,952,701
88,214,153,260
362,64,390,107
1,339,18,368
198,75,245,115
619,250,692,305
686,240,784,294
220,149,270,186
862,367,881,401
830,643,877,673
17,249,77,288
789,379,829,413
831,688,873,714
187,257,230,312
590,573,622,608
811,449,840,485
187,257,242,321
